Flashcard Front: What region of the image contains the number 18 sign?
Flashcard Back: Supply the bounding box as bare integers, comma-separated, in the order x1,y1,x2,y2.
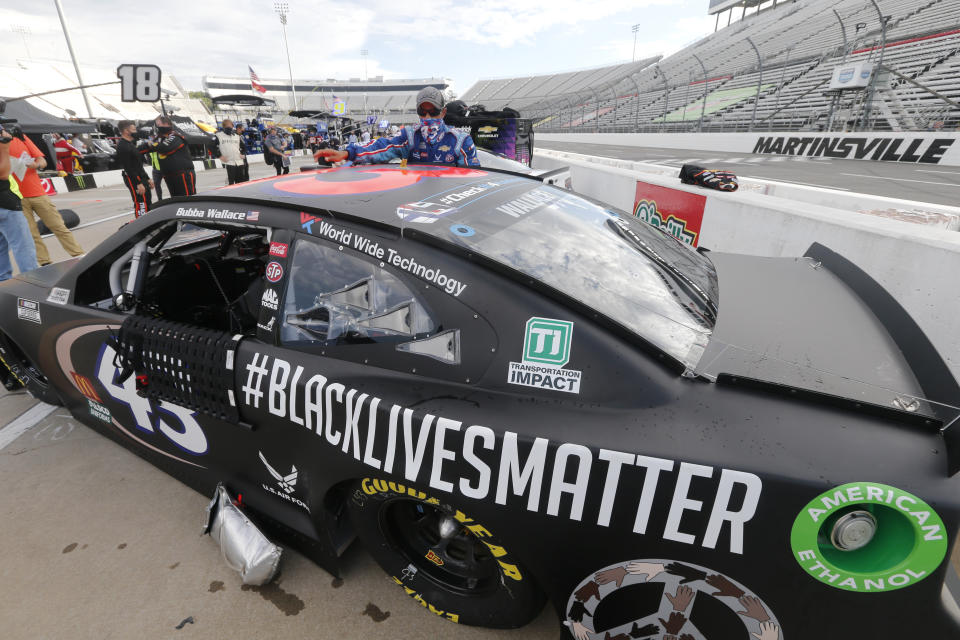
116,64,162,102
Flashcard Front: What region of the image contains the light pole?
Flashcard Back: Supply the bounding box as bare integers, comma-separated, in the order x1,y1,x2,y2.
12,25,31,60
632,24,640,62
654,64,670,128
860,1,890,131
691,53,708,132
745,36,763,131
361,49,369,119
274,2,298,111
53,0,94,118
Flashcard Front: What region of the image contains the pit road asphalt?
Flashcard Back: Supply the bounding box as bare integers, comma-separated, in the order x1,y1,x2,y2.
1,153,958,638
537,140,960,206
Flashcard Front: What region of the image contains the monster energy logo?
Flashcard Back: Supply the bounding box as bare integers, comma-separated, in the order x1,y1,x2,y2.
67,174,95,191
633,199,697,245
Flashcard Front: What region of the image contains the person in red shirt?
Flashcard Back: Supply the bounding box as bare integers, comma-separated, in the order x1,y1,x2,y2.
52,133,83,174
9,127,84,265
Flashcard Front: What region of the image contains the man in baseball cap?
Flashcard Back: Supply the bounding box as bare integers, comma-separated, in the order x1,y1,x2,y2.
315,86,480,167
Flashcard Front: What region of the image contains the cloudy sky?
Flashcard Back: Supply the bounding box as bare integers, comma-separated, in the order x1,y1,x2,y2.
2,0,717,95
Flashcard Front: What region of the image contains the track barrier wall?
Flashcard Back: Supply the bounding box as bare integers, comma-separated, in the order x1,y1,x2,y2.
537,133,960,167
46,152,292,193
533,149,960,382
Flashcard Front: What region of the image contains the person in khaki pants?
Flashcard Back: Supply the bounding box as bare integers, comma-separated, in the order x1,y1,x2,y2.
9,128,83,265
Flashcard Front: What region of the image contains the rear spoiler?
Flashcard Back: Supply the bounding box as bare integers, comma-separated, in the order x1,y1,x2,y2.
535,166,571,188
805,243,960,475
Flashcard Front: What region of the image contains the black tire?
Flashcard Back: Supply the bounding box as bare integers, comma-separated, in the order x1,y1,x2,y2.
37,209,80,235
0,333,62,405
347,477,545,628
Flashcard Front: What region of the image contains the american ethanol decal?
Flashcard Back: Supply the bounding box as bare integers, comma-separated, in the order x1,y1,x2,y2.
790,482,947,592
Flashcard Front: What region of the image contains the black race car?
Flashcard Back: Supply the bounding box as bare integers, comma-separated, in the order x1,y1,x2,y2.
1,164,959,638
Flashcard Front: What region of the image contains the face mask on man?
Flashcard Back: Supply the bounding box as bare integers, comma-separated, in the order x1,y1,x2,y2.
419,118,443,144
157,126,172,135
223,127,234,134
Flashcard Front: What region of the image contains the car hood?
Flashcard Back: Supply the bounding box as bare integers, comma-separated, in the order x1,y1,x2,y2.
699,250,932,409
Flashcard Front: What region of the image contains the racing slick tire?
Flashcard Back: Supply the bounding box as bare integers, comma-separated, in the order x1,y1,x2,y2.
347,477,545,628
0,332,62,405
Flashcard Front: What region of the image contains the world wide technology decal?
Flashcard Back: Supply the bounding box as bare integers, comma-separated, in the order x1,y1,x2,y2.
565,559,782,640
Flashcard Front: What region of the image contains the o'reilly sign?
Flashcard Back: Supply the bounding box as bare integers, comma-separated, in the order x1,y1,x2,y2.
754,136,955,164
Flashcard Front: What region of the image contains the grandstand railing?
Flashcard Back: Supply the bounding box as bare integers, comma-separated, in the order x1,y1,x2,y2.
494,0,960,135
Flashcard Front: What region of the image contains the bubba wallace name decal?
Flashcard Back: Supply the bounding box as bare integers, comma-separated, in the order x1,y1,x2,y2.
241,352,762,554
753,136,955,164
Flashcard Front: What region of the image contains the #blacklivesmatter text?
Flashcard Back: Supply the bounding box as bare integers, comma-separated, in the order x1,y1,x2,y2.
240,352,762,553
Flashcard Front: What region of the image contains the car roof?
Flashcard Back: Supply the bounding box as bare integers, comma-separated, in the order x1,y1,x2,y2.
203,165,543,230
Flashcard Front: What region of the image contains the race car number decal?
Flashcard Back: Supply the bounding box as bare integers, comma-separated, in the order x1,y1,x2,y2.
95,344,208,455
566,558,782,640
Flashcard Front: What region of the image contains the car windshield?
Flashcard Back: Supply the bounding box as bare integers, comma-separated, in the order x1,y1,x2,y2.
426,184,719,367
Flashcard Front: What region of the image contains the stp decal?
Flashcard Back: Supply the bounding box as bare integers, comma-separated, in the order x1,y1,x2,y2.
790,482,947,592
633,181,707,247
271,166,487,196
265,261,284,283
566,559,782,640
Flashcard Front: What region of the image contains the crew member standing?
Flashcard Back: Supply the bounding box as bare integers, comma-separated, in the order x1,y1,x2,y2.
8,126,85,264
116,120,153,217
315,87,480,168
235,122,250,182
151,116,196,196
213,119,247,185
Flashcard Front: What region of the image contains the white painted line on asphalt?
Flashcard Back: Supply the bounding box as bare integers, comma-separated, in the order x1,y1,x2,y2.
840,173,960,187
916,169,960,176
40,211,134,239
0,402,59,450
754,177,852,191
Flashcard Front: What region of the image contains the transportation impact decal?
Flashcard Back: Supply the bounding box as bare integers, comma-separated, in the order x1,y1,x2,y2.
508,317,582,394
790,482,947,592
241,352,763,553
633,181,706,247
268,165,488,197
566,559,782,640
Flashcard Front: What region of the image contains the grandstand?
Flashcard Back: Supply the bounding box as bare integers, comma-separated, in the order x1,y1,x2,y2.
203,75,450,126
461,0,960,133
